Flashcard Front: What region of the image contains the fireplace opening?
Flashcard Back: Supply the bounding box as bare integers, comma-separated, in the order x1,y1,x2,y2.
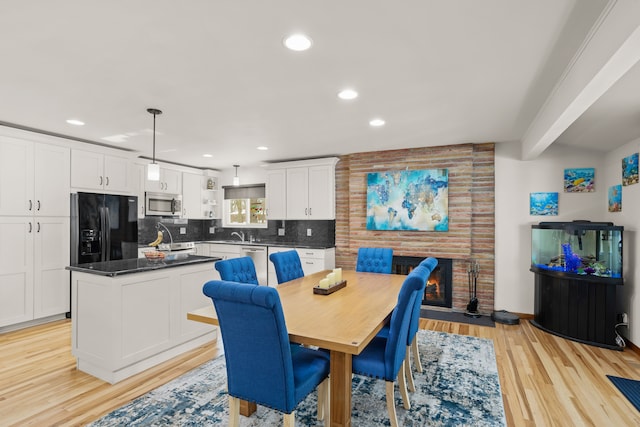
391,256,453,308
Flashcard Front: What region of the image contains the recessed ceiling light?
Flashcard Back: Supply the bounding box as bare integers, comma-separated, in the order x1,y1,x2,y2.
338,89,358,100
203,154,213,158
66,119,85,126
369,118,386,127
257,146,268,151
284,34,312,51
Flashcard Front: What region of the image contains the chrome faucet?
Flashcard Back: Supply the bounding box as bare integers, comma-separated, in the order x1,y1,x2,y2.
157,222,174,251
231,231,245,242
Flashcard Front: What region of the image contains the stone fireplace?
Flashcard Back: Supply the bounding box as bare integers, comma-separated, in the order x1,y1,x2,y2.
334,143,495,314
392,256,453,308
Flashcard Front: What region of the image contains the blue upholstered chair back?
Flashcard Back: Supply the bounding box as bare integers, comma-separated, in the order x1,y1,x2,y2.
356,247,393,274
407,258,438,345
202,280,298,412
383,267,426,379
269,250,305,284
214,256,259,285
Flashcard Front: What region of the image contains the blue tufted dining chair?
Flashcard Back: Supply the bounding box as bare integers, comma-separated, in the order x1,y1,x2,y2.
376,258,436,392
202,280,330,427
404,257,438,391
351,265,428,427
356,247,393,274
214,256,259,285
269,250,305,284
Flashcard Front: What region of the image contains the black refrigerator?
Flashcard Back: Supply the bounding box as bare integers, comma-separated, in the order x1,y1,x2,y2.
70,192,139,265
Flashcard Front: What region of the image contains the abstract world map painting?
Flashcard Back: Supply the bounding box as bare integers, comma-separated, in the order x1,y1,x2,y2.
366,169,448,231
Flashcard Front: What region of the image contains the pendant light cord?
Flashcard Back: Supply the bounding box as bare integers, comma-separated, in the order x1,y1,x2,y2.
147,108,162,164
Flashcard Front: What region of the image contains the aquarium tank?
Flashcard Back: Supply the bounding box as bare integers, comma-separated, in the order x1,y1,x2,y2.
531,221,623,281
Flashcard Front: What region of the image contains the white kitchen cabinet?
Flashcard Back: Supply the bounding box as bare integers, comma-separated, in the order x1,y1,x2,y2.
194,243,209,256
266,168,286,219
33,216,70,318
71,262,216,383
267,246,336,286
145,167,182,194
296,247,336,276
71,149,130,193
131,163,146,218
0,216,69,328
0,217,34,327
0,138,70,217
208,243,242,280
182,172,205,219
286,164,336,220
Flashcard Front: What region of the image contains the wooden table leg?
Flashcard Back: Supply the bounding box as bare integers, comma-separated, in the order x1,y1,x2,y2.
239,399,257,417
330,350,352,427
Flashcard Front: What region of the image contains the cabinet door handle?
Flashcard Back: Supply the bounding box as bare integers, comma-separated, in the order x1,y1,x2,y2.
305,261,314,265
37,200,41,211
305,208,308,216
309,208,312,216
183,208,186,216
28,222,32,233
106,177,109,186
99,176,103,185
37,222,40,233
28,200,32,211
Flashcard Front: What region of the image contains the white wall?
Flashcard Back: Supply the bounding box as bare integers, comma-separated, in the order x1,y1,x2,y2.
495,142,604,314
602,138,640,344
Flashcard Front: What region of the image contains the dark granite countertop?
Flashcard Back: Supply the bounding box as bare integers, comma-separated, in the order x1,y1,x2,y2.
67,254,220,277
198,240,335,249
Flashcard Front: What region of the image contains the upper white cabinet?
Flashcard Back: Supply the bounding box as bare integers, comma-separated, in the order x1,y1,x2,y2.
182,172,204,219
71,149,130,193
266,169,286,220
145,167,182,194
0,138,70,217
183,173,218,219
268,157,339,220
131,163,146,218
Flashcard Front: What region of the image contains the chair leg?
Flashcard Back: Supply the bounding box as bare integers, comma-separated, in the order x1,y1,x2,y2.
411,338,423,373
228,396,240,427
405,346,416,392
397,361,411,410
385,381,399,427
317,378,330,421
283,411,295,427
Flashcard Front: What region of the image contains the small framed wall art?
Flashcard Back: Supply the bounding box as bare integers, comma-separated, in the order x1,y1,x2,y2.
530,192,558,216
608,185,622,212
564,167,594,192
622,153,638,186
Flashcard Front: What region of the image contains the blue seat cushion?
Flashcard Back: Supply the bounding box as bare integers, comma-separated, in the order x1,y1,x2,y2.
292,347,331,404
352,336,388,379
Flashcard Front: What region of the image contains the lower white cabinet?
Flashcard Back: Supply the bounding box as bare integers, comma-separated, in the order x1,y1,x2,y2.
71,262,217,384
0,216,70,328
208,244,242,280
267,246,335,286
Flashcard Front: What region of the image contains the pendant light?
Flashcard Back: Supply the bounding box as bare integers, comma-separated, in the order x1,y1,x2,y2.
233,164,240,186
147,108,162,181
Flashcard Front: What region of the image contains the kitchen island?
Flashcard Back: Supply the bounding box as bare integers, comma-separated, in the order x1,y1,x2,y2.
68,254,219,383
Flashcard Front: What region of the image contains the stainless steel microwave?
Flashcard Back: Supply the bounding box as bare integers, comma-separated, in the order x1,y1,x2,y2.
145,192,182,216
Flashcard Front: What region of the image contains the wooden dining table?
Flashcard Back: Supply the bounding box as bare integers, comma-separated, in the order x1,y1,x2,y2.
187,269,406,427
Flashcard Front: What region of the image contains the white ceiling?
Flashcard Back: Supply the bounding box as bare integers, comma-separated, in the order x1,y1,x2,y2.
0,0,638,171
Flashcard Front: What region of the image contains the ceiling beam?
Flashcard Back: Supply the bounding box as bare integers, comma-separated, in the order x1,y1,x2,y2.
521,0,640,160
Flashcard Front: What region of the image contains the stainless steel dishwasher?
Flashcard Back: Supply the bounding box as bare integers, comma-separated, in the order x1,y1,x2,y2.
241,246,268,285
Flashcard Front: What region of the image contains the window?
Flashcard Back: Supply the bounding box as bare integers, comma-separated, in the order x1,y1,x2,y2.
222,184,267,228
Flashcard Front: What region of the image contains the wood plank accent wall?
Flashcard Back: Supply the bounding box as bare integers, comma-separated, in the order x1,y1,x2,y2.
335,143,495,313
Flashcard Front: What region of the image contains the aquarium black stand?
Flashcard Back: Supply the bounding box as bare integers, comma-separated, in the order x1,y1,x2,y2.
531,269,623,350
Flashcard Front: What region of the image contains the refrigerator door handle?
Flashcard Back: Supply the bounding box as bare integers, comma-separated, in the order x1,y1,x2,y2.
104,207,111,262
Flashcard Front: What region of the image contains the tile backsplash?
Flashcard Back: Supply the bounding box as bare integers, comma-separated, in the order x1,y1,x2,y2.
139,217,335,247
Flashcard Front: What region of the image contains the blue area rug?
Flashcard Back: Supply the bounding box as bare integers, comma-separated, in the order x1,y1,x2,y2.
608,375,640,412
89,330,506,426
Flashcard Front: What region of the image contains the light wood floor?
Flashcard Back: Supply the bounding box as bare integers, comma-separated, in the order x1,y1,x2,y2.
2,318,640,426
